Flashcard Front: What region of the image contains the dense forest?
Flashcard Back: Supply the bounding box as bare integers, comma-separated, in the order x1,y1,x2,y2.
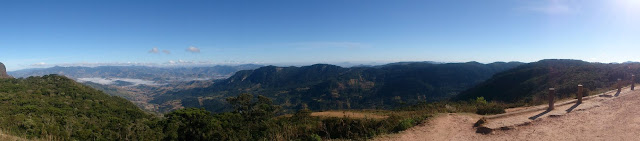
455,59,640,105
152,61,523,113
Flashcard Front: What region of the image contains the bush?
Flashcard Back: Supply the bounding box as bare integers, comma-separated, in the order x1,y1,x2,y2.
394,119,415,132
475,97,488,105
476,104,505,115
308,134,322,141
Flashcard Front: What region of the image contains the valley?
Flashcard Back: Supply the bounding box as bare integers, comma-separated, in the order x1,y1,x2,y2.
8,65,261,113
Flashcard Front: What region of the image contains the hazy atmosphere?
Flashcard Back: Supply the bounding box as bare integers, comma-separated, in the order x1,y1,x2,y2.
2,0,640,71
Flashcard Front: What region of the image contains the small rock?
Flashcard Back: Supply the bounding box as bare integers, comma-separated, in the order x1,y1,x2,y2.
549,114,564,117
500,126,514,130
474,118,487,127
476,126,493,134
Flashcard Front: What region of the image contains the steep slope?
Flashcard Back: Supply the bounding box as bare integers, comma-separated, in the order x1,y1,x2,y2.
0,75,161,140
455,59,640,104
152,62,523,113
0,62,12,79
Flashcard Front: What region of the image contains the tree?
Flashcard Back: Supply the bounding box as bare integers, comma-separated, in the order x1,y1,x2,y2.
162,108,222,141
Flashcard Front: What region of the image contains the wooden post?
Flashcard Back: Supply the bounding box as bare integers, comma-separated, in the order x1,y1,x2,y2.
548,88,555,111
577,85,583,104
632,75,635,91
618,78,622,93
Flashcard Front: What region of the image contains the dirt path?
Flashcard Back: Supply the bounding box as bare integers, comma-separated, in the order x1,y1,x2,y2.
376,88,640,141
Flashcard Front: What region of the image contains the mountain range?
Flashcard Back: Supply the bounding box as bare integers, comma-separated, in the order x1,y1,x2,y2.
151,61,524,113
9,64,263,83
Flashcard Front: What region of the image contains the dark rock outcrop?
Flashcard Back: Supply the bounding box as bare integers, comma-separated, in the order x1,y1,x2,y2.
0,62,12,78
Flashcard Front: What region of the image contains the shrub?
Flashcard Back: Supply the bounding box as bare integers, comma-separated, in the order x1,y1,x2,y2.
308,134,322,141
475,97,488,105
476,104,505,115
394,119,415,132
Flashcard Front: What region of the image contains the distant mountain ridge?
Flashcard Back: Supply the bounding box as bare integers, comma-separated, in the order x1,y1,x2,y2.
152,61,524,113
9,64,263,83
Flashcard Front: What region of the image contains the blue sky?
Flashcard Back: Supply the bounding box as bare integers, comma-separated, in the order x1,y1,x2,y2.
1,0,640,71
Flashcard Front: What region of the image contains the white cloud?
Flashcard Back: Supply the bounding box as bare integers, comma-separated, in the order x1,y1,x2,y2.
166,60,194,65
20,60,258,70
149,47,160,53
186,46,200,53
76,78,160,86
31,62,47,66
53,62,159,67
162,50,171,54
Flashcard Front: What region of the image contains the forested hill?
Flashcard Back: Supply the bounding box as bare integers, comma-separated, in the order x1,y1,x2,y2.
455,59,640,104
152,61,523,113
0,75,161,140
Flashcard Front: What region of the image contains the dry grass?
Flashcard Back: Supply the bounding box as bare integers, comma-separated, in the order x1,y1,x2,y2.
0,130,30,141
310,111,389,119
0,130,57,141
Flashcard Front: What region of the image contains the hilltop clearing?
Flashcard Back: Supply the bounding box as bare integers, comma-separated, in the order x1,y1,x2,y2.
377,86,640,141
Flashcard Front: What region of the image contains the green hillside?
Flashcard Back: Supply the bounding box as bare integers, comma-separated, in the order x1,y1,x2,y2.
0,75,162,140
455,59,640,104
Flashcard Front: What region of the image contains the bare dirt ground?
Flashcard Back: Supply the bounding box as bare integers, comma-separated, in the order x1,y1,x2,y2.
376,87,640,141
0,131,31,141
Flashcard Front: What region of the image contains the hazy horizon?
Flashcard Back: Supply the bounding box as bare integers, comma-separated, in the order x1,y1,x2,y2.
8,59,639,72
2,0,640,71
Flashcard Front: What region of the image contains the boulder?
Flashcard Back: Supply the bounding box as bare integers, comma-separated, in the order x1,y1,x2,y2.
0,62,12,78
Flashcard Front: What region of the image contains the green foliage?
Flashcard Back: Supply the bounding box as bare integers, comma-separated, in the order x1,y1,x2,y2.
161,108,222,141
158,94,283,140
308,134,322,141
475,97,488,105
394,119,415,132
0,75,159,140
